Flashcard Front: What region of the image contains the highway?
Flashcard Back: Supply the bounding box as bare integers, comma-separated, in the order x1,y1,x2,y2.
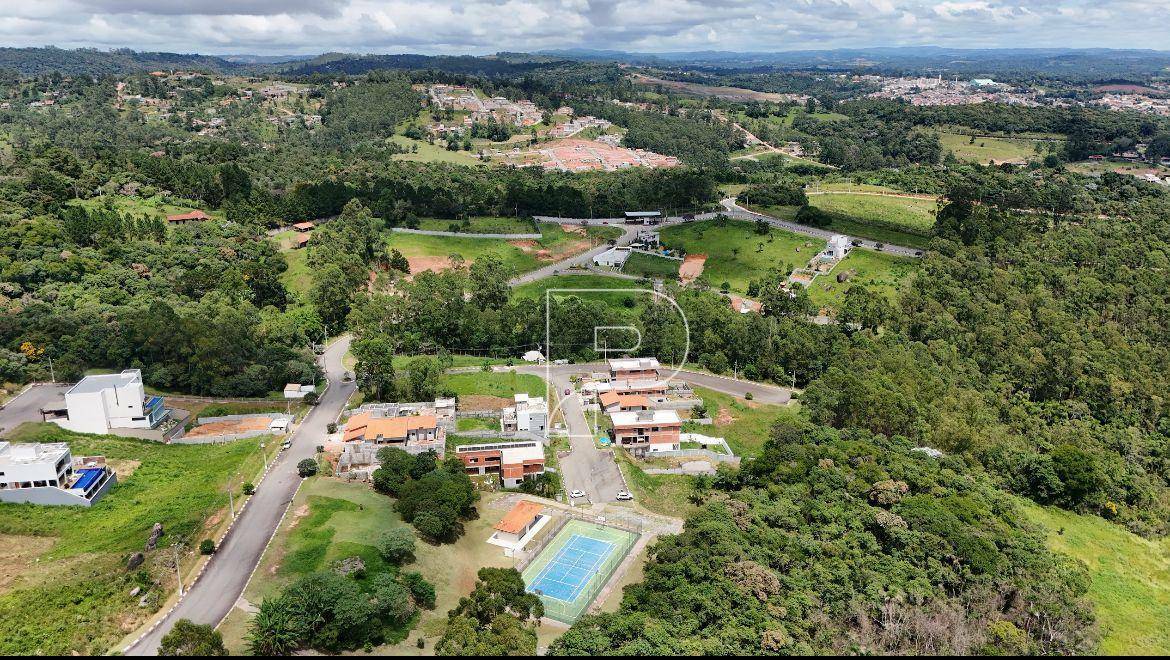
125,336,354,655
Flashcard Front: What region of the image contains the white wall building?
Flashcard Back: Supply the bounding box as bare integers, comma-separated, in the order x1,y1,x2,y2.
0,442,116,506
594,245,632,268
54,369,167,435
502,393,548,434
827,234,850,261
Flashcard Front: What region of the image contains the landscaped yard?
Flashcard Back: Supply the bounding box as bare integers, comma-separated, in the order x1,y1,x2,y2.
0,423,268,655
219,480,516,654
805,248,920,311
660,219,817,294
1018,500,1170,655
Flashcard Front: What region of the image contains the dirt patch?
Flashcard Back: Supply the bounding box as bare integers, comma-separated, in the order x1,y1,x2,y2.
204,509,225,531
715,406,736,426
458,395,512,412
561,224,586,236
508,239,539,250
0,535,55,594
679,253,707,284
186,416,273,438
407,255,454,275
107,458,141,481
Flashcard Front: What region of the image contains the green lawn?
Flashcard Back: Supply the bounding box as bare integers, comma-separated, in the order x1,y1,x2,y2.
805,248,920,311
810,192,938,236
614,452,701,520
70,193,219,223
439,371,547,400
386,222,615,276
1018,501,1170,655
621,252,683,280
690,386,800,457
455,417,500,433
0,423,268,655
280,245,312,299
937,131,1054,164
660,219,815,294
512,274,647,320
412,216,538,234
388,135,484,166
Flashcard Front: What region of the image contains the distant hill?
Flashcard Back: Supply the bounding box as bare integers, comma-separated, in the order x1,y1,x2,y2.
0,46,244,76
281,52,571,77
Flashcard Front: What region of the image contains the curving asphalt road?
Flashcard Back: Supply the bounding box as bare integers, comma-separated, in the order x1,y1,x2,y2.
719,197,924,258
124,336,354,655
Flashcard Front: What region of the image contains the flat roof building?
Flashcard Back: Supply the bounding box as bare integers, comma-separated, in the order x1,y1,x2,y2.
0,442,116,506
610,409,682,457
608,357,661,381
52,369,167,435
502,393,548,435
455,440,546,488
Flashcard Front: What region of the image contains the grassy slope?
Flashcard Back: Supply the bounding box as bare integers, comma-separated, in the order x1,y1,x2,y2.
439,371,547,399
0,423,267,654
1018,501,1170,655
805,248,919,311
621,252,682,280
690,386,800,457
810,192,938,235
386,222,615,275
660,219,815,294
937,131,1055,164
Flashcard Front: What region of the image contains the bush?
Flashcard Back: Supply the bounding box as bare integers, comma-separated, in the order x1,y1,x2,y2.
159,618,228,656
242,482,255,495
376,527,417,565
297,459,319,478
199,539,216,555
401,571,436,609
302,391,319,405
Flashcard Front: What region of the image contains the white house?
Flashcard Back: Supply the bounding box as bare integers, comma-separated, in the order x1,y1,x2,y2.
283,383,316,399
54,369,167,435
826,234,850,261
502,394,548,434
0,442,116,506
594,245,632,268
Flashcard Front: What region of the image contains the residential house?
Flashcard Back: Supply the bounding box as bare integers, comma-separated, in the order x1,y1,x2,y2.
293,232,311,249
501,394,548,434
342,412,445,455
50,369,167,435
292,221,315,231
609,409,682,457
491,500,545,546
165,210,211,225
608,357,660,381
455,440,545,488
599,391,650,414
0,442,116,506
283,383,316,399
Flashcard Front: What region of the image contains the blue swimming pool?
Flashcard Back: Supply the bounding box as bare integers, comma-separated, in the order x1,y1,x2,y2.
71,467,104,493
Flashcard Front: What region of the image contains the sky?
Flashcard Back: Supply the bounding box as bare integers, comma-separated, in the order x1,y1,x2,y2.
1,1,1167,56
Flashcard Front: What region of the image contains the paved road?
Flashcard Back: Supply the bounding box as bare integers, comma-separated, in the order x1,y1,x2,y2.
719,197,924,258
0,383,68,434
125,336,354,655
509,224,644,286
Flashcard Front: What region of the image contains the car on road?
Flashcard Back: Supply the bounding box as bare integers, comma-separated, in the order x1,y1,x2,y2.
615,490,633,501
281,439,292,451
564,387,571,395
569,489,585,499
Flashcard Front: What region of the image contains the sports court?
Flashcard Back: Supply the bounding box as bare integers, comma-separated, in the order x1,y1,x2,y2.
521,518,638,623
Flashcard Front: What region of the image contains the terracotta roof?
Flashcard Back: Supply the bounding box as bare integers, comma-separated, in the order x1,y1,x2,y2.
494,500,543,534
165,210,211,222
599,391,621,408
295,232,311,245
343,413,437,442
617,394,650,409
292,221,315,230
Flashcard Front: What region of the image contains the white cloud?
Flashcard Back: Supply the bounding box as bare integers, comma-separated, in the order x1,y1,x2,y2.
0,0,1165,55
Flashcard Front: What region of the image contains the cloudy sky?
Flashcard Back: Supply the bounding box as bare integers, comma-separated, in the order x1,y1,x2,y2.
1,1,1166,55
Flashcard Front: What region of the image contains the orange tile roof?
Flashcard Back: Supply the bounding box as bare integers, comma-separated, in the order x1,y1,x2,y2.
494,500,543,534
599,391,621,408
292,221,315,230
618,394,650,408
166,210,211,222
343,414,436,442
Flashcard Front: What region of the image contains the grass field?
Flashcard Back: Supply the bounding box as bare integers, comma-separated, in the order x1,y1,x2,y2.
615,452,701,519
220,484,516,654
439,371,547,400
513,274,647,320
413,216,538,234
70,194,219,223
660,219,817,294
1018,501,1170,655
388,135,484,166
810,192,938,236
938,131,1044,164
621,252,683,280
0,423,267,655
386,222,617,276
690,386,800,457
805,248,920,311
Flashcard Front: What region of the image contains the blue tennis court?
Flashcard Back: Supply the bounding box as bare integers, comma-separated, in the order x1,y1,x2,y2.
528,533,616,602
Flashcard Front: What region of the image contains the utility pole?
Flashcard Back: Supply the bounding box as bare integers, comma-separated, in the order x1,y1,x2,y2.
46,354,55,383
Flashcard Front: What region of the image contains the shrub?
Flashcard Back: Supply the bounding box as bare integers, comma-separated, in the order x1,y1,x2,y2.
297,458,319,478
159,618,227,656
199,539,216,555
402,571,436,609
376,527,417,565
242,482,255,495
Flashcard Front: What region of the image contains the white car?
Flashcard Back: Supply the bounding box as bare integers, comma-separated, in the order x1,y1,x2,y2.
615,490,633,501
569,490,586,499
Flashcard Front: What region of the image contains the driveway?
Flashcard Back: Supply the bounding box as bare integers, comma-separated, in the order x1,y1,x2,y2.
0,383,69,435
124,336,354,655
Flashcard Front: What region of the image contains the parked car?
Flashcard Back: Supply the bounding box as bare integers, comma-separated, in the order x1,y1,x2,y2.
570,490,585,499
281,439,292,451
564,388,572,395
615,490,634,501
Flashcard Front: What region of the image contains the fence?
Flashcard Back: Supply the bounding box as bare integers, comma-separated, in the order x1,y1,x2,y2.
522,517,639,624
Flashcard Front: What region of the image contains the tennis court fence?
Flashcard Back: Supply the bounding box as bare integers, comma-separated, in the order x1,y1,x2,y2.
536,521,637,623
